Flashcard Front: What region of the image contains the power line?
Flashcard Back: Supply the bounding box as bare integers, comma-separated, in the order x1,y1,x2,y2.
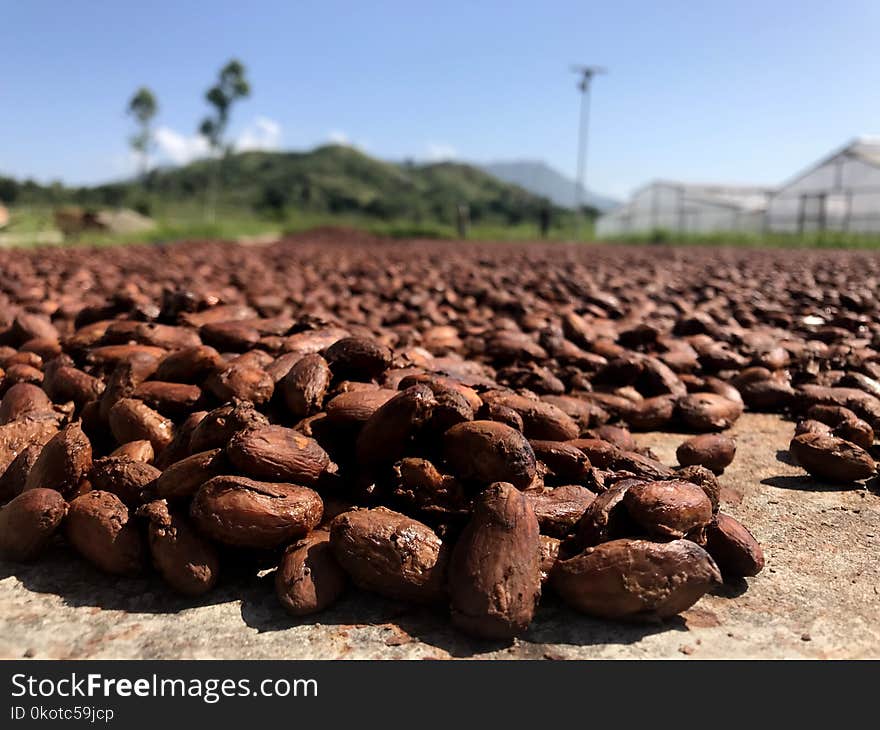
572,65,606,239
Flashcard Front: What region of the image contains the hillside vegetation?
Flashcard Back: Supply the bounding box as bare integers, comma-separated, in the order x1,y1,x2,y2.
2,145,586,233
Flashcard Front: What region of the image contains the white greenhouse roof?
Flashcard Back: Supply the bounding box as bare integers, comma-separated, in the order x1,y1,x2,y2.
634,180,773,212
602,135,880,219
775,136,880,192
847,137,880,166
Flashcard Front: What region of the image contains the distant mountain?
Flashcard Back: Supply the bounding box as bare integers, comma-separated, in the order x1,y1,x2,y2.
480,161,617,211
2,146,572,228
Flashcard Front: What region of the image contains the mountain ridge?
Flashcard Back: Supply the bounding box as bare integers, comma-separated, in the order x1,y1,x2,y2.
479,160,617,211
0,146,601,228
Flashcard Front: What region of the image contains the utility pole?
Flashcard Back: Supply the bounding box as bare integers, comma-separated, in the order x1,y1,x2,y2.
572,65,606,239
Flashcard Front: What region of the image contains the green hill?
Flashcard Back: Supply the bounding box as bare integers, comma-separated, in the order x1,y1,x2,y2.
2,145,581,230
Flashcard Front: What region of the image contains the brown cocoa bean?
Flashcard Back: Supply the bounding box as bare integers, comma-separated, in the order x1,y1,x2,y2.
131,381,202,416
275,530,346,616
324,336,392,381
0,383,54,425
325,388,397,427
832,417,874,450
0,442,44,501
42,365,105,408
24,422,92,497
0,488,67,561
0,414,60,475
677,392,743,431
190,475,322,549
674,465,721,512
704,512,765,578
108,398,174,453
110,440,155,463
188,401,268,453
523,484,596,538
391,457,470,517
205,364,274,405
154,345,224,383
483,392,579,441
676,434,737,474
623,479,713,538
279,353,331,420
529,440,591,481
137,499,219,596
789,432,876,482
227,425,330,486
443,420,536,488
483,402,524,431
574,480,642,547
355,385,436,469
627,395,677,431
132,322,201,350
65,490,144,575
795,419,832,437
89,457,160,505
329,507,446,603
551,538,722,620
449,482,541,638
154,448,226,500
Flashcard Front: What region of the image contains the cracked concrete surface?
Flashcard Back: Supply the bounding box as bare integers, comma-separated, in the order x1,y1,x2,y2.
1,413,878,659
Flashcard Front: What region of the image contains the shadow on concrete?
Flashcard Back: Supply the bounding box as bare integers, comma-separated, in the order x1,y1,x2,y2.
711,577,748,599
761,474,860,492
774,449,798,466
2,543,705,659
238,579,687,658
0,543,235,615
864,475,880,495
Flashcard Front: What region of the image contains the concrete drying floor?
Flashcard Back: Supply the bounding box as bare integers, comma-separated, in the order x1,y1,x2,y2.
1,412,878,659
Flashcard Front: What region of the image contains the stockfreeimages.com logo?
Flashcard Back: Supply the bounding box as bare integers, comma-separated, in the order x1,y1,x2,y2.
11,673,318,705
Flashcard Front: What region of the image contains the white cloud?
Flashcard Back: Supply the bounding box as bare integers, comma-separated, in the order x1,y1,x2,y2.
155,126,211,165
236,116,282,152
425,142,458,161
153,116,282,166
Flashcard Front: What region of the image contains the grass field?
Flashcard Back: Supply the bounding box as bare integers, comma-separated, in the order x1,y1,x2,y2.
6,204,880,249
1,204,592,247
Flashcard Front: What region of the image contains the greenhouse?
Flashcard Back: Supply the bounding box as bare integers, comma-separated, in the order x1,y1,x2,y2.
595,180,771,237
765,137,880,233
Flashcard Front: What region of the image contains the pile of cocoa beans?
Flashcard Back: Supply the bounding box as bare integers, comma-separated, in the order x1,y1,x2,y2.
1,236,878,639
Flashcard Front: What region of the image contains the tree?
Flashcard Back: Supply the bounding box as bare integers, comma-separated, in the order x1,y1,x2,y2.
199,59,251,221
127,87,158,181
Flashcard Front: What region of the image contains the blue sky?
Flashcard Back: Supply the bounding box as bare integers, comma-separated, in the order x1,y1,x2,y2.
3,1,879,198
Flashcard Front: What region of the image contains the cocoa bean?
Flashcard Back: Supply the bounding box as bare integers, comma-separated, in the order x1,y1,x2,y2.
137,499,219,596
0,488,67,561
704,513,765,578
65,490,144,575
676,434,737,474
443,420,536,488
551,538,722,620
329,507,446,603
789,433,876,482
190,475,322,549
623,479,713,539
24,422,92,498
279,353,332,420
108,398,174,453
449,482,541,639
227,425,330,486
275,530,346,616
